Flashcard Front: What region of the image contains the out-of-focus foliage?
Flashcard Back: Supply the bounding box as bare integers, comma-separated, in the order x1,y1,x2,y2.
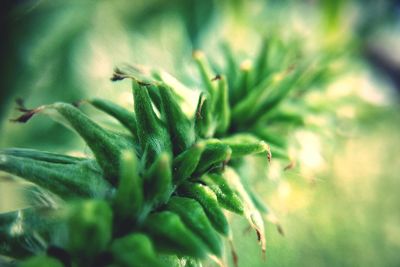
219,108,400,267
0,0,217,150
1,0,399,149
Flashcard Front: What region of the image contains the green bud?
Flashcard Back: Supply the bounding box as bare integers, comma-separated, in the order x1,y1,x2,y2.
166,196,223,257
143,211,207,258
200,173,244,214
193,139,232,176
193,51,217,98
67,200,112,258
219,134,271,161
88,98,138,139
214,75,231,136
194,93,215,138
179,182,229,236
159,84,195,155
0,150,110,198
110,233,167,267
143,153,173,206
113,150,143,220
173,142,205,184
132,80,171,166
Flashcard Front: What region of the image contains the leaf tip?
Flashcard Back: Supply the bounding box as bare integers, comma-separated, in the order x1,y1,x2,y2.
261,142,271,163
228,238,239,267
211,74,222,81
111,67,129,82
277,224,285,236
240,59,252,71
10,106,43,123
192,50,205,60
283,160,296,171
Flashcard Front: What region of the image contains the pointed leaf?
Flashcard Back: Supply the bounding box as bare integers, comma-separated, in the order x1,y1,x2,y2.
193,139,232,176
88,98,138,138
132,80,171,166
193,51,217,98
143,152,173,206
110,233,167,267
214,75,231,135
0,151,110,198
223,167,266,255
200,173,244,214
219,134,271,161
12,102,135,185
143,211,208,258
159,84,195,155
179,182,229,236
166,196,223,257
113,150,143,220
173,142,205,184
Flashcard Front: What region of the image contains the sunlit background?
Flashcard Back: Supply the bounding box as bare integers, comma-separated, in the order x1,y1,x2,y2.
1,0,400,266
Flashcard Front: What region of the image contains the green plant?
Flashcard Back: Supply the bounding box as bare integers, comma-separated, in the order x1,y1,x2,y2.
0,37,339,267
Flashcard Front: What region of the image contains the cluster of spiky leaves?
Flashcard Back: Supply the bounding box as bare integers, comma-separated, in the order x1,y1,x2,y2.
0,39,338,267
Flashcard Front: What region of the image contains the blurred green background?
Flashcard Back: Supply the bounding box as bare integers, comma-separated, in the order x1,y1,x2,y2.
1,0,399,266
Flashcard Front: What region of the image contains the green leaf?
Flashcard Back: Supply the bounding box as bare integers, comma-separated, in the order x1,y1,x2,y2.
0,151,110,198
67,200,112,260
88,98,138,139
193,139,232,176
179,182,229,236
223,167,266,254
173,142,206,185
166,196,223,257
132,80,172,166
194,92,215,138
143,211,207,258
113,150,143,220
200,173,244,214
219,134,271,160
143,152,173,206
193,51,217,98
0,148,84,164
159,84,195,155
214,75,231,136
110,233,167,267
12,102,135,185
